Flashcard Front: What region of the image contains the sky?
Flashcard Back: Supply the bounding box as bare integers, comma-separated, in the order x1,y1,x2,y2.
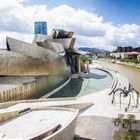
28,0,140,25
0,0,140,50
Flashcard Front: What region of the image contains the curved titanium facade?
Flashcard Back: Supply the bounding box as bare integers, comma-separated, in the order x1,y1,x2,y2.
0,37,71,102
37,41,65,55
7,37,58,59
47,38,76,49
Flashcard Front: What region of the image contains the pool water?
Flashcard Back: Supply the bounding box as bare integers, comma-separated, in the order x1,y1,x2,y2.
49,69,113,98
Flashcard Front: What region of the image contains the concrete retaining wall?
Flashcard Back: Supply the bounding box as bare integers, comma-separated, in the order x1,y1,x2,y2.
0,75,70,102
0,111,19,123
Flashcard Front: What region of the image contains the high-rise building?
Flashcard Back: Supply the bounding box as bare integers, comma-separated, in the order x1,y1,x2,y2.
117,47,122,52
126,47,133,52
117,46,133,52
134,47,140,52
34,21,47,35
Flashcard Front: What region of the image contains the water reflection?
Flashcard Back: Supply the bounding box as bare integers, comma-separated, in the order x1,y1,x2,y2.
50,78,83,98
50,68,112,98
89,72,107,79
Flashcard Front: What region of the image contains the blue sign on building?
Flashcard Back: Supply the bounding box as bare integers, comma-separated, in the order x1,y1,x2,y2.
34,21,47,35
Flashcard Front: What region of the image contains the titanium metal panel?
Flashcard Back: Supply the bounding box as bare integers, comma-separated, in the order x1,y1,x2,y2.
47,38,76,49
32,34,51,44
52,29,74,39
6,37,57,59
0,49,68,76
37,41,65,54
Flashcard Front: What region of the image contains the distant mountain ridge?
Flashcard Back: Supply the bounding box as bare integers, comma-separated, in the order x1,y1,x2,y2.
78,47,109,53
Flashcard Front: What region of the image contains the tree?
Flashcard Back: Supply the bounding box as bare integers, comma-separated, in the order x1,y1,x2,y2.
123,114,136,131
124,131,137,140
113,114,124,126
81,56,89,64
113,114,138,140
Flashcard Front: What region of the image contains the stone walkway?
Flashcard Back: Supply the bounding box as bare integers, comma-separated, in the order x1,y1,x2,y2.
75,116,116,140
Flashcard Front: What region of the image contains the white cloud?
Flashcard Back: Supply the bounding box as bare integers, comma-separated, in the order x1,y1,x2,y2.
0,31,33,48
0,0,140,50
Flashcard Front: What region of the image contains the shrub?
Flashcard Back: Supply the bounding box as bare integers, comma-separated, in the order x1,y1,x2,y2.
120,57,140,64
124,130,137,140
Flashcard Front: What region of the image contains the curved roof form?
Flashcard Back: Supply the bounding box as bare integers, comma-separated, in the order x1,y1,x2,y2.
0,49,68,76
0,107,78,140
37,41,65,55
47,38,76,49
6,37,58,59
52,29,74,39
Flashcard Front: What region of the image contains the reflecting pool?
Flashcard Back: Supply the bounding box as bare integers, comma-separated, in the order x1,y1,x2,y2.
49,69,113,98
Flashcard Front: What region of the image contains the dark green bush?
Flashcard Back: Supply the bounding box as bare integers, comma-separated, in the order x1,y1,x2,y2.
120,57,140,64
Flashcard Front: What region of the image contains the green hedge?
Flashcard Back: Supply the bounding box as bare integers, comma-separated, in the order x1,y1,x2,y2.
120,57,140,64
